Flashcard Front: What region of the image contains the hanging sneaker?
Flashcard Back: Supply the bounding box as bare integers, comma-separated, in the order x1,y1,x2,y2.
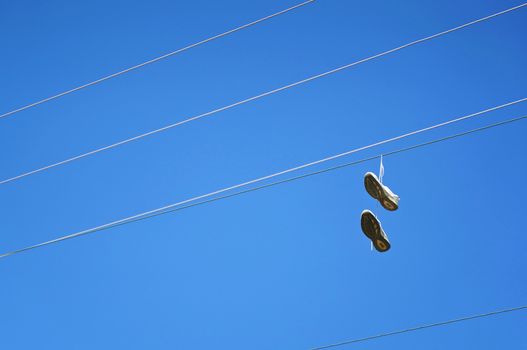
364,172,400,211
361,210,391,252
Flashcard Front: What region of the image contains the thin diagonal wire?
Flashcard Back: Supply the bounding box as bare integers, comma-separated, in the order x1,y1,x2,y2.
1,113,525,259
312,305,527,349
0,0,316,120
9,96,525,186
2,3,526,186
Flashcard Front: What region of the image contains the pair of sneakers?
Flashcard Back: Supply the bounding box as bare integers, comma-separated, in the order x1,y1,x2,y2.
361,172,400,253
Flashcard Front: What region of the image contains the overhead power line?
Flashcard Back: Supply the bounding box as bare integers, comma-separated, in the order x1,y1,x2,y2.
1,110,525,258
0,0,316,120
1,97,525,187
2,3,526,186
311,305,527,349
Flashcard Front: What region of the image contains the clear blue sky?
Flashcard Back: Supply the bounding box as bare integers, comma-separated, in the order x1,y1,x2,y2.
1,0,526,349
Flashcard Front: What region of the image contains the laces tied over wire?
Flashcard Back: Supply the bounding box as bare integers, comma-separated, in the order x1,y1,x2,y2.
379,154,385,184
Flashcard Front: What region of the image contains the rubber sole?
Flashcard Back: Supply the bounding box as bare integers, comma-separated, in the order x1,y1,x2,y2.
361,210,391,252
364,172,398,211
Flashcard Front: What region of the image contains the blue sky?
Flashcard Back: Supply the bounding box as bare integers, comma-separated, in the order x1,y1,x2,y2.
1,0,526,349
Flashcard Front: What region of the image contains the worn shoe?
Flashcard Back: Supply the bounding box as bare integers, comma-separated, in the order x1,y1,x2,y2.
364,172,400,211
361,210,391,252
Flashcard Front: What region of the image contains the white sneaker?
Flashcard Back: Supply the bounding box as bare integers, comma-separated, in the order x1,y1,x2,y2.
364,172,400,211
360,210,391,252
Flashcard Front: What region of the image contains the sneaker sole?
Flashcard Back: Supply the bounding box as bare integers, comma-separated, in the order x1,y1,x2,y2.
361,210,391,252
364,172,398,211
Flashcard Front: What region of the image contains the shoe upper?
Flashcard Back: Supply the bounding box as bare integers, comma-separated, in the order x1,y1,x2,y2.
383,184,400,204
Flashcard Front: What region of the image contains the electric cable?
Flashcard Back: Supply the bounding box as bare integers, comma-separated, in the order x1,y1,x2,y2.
1,113,525,259
1,96,525,188
311,305,527,349
2,3,526,185
0,0,316,120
